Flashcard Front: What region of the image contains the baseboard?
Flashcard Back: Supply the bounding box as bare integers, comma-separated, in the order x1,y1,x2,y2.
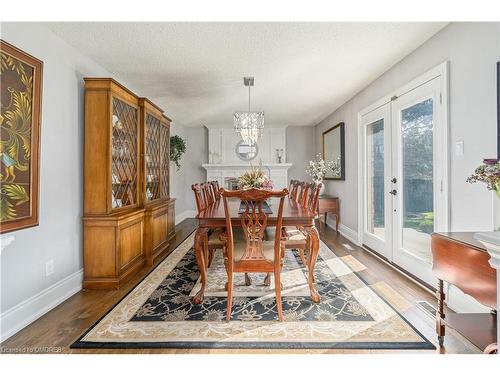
0,269,83,343
323,216,360,245
175,210,197,225
338,224,361,246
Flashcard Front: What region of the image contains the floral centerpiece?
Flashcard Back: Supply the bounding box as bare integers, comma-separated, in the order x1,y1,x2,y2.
467,159,500,197
306,154,341,184
238,163,274,190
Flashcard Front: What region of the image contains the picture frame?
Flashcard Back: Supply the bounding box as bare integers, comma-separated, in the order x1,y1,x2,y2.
0,39,43,233
322,122,345,180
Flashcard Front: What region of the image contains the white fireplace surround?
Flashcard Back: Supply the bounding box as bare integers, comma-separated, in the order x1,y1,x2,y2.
202,163,292,190
204,126,292,190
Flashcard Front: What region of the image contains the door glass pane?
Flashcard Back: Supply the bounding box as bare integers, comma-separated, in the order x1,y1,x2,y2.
401,98,433,262
366,119,385,240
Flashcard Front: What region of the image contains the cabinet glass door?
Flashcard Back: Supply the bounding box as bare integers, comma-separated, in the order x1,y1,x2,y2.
111,97,138,209
159,123,170,199
145,113,161,202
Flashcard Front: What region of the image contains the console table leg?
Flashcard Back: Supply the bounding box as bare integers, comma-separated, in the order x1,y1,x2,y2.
436,279,446,347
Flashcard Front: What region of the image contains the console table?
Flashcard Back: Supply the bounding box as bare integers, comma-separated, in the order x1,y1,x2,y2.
431,232,497,353
318,195,340,232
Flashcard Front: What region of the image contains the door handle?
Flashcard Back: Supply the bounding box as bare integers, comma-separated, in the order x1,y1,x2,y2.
389,189,397,196
391,178,397,183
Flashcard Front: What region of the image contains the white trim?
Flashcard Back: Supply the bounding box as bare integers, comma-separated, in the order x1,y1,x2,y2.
357,61,450,247
0,269,83,342
323,216,360,245
359,61,449,117
175,210,197,225
339,224,361,246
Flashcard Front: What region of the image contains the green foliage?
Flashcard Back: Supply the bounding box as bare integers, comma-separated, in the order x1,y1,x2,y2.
0,194,15,220
418,212,434,234
170,135,187,171
403,211,434,234
4,184,29,205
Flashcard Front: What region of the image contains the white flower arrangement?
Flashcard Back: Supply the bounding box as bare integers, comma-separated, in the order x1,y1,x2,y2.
306,154,341,183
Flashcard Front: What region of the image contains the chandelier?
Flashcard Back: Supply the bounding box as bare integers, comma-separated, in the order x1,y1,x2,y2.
233,77,264,145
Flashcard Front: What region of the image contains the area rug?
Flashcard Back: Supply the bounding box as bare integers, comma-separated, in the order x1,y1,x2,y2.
71,232,435,349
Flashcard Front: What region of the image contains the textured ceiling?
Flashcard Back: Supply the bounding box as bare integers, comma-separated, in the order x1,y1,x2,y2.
45,22,447,127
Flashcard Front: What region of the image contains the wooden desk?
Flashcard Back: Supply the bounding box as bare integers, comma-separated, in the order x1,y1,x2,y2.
318,195,340,232
431,232,497,353
194,197,320,305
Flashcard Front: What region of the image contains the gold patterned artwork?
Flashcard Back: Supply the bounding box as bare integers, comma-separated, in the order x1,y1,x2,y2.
0,40,42,233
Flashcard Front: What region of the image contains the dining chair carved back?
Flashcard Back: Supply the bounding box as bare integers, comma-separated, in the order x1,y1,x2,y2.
192,183,225,268
211,180,221,200
202,182,215,206
298,182,312,207
289,180,300,201
192,184,206,213
281,182,323,269
221,187,289,321
308,182,322,215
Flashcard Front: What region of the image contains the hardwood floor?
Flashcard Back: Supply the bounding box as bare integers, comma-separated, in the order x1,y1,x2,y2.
0,219,481,354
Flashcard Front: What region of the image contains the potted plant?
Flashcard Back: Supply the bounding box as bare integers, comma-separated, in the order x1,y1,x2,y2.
305,154,341,194
467,158,500,230
170,135,186,171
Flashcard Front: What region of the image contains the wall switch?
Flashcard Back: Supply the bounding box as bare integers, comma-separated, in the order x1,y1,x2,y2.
45,260,54,276
455,140,464,156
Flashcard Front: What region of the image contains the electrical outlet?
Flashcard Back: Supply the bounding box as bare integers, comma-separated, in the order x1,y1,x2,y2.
45,260,54,276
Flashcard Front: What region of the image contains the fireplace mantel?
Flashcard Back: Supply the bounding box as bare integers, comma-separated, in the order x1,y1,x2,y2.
202,163,292,190
202,163,292,170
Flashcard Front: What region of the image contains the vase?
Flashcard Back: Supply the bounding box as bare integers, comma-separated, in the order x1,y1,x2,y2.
319,183,326,196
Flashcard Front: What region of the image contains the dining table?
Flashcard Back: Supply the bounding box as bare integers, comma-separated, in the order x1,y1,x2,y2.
192,196,321,305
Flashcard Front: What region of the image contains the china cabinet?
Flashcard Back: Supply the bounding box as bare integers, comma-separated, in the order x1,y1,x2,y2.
83,78,175,289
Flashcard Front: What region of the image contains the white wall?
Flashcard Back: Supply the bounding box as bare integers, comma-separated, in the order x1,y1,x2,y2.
0,23,129,341
286,126,316,182
207,127,287,165
315,22,500,234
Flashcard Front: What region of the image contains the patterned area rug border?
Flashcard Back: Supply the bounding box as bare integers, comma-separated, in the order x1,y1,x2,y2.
71,230,435,350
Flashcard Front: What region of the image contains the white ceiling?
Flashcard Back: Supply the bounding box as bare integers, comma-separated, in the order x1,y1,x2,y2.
45,22,447,127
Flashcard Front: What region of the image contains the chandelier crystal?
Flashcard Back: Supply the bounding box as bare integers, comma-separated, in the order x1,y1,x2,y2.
233,77,264,144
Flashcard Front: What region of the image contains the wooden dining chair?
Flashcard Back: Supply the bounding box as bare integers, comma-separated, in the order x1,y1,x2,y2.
297,182,311,207
289,180,300,201
210,180,221,200
265,182,322,272
201,182,215,206
192,183,225,268
221,187,289,321
284,182,323,269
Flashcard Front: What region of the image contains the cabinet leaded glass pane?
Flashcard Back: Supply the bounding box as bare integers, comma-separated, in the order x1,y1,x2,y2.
111,98,138,209
145,114,161,201
160,124,170,198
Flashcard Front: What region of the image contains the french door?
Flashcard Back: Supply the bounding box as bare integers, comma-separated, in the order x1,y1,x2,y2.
361,74,448,285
